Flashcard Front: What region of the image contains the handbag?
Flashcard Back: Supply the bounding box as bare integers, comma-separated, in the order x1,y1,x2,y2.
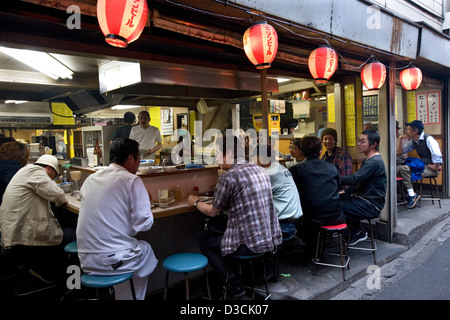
202,211,228,235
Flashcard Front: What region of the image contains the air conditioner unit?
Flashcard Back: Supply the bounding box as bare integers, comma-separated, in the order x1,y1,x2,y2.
0,112,53,128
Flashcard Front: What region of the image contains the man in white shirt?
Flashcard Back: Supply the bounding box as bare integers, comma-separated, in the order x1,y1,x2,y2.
129,111,162,161
77,138,158,300
256,144,303,239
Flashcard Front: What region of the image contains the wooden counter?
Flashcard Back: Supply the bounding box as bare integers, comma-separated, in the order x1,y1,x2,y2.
62,194,212,219
67,164,220,202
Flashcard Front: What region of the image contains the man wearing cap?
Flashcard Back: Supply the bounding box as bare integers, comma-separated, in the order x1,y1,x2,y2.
0,154,73,282
397,120,443,209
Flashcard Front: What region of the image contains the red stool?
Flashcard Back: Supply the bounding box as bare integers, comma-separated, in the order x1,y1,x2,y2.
312,223,350,281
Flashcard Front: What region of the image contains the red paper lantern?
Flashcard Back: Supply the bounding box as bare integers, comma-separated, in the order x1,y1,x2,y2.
361,61,386,90
243,21,278,69
97,0,148,48
308,47,338,83
400,67,422,90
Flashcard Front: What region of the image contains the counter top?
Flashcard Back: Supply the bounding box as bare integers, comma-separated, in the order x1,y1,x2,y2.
62,195,207,219
67,164,220,178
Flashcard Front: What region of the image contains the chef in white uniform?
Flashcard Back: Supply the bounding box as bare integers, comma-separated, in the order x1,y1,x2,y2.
77,138,158,300
129,110,162,161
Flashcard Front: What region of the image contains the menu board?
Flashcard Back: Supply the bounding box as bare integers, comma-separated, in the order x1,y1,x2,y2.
327,93,335,123
344,85,356,146
51,102,75,125
415,92,440,124
148,107,174,136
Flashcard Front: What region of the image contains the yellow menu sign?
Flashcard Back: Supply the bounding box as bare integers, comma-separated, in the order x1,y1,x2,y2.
327,93,335,123
344,85,356,146
51,102,75,125
406,91,416,122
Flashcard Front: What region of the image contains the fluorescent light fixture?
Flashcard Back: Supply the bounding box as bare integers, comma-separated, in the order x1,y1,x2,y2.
111,105,141,110
277,78,290,83
0,46,74,80
5,100,28,104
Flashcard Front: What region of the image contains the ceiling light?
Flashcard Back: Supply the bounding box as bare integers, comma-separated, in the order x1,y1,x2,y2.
5,100,28,104
0,46,74,80
111,105,141,110
277,78,290,83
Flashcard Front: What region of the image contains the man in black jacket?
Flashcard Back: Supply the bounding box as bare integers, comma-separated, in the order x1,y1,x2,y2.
340,130,387,245
289,136,345,258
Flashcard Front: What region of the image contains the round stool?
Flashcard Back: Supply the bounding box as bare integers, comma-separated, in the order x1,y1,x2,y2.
223,252,270,300
64,241,78,253
81,273,136,300
312,223,350,281
163,252,211,300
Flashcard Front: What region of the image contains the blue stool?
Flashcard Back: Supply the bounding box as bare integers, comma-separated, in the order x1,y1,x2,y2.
81,273,136,300
223,252,270,300
163,252,211,300
64,241,78,254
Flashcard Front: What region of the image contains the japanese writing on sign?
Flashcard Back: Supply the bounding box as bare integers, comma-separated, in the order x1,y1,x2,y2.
126,0,141,28
415,92,440,124
265,26,274,56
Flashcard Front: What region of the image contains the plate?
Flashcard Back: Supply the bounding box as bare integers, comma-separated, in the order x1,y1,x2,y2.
139,166,161,173
197,196,213,202
151,198,175,207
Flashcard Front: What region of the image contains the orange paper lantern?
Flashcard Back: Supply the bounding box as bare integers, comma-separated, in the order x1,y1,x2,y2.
361,61,386,90
243,21,278,69
97,0,148,48
400,67,422,90
308,47,338,83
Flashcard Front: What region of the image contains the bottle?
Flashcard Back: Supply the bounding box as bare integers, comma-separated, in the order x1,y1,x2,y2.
94,138,102,166
193,186,199,196
39,138,45,155
62,170,69,183
174,185,182,201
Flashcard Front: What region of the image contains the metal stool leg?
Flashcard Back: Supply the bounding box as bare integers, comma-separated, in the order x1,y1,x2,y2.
184,273,190,300
203,267,212,300
163,271,169,300
129,279,136,300
368,222,377,264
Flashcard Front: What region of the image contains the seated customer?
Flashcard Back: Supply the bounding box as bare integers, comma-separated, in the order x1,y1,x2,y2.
284,138,305,169
0,154,72,283
187,133,282,297
340,130,387,245
397,120,442,209
289,136,345,258
77,138,158,300
320,128,353,177
0,140,30,206
256,144,303,239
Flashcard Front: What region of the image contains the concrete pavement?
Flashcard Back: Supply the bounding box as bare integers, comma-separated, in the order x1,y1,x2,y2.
267,199,450,300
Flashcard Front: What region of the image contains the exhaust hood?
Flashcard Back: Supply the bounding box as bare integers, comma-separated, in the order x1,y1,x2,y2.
0,102,53,128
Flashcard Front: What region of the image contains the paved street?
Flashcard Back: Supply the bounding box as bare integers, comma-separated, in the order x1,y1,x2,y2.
332,216,450,300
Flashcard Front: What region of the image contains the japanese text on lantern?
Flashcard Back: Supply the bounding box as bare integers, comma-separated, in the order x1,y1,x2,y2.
126,0,141,28
327,50,336,73
265,26,273,55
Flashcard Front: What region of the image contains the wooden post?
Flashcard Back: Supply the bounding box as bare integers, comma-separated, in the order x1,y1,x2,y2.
260,68,269,142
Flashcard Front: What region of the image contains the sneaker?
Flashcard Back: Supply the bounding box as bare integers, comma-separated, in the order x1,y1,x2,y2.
348,230,368,246
407,193,420,209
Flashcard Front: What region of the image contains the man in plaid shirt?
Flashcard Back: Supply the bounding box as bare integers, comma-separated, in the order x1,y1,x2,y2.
320,128,353,191
187,133,282,298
